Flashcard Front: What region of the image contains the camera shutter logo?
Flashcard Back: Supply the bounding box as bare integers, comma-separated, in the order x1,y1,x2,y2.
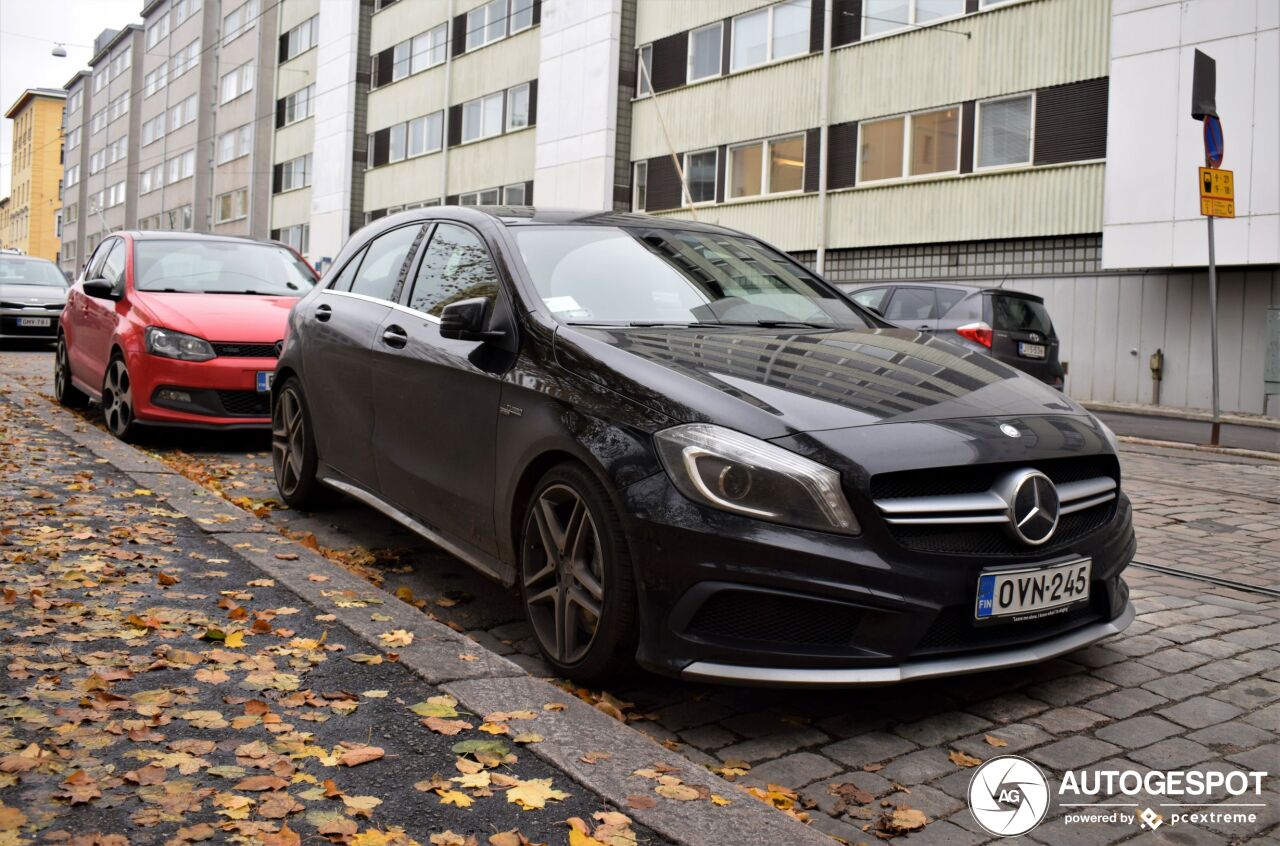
968,755,1051,837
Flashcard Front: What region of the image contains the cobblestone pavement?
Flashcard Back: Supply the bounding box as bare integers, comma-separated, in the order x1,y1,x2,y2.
4,347,1278,845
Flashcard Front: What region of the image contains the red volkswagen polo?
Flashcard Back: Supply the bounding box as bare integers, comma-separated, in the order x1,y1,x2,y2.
56,231,317,440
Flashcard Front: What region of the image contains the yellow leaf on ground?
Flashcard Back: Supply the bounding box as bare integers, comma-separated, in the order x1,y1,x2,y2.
984,735,1009,748
507,778,569,810
949,750,983,768
437,789,473,808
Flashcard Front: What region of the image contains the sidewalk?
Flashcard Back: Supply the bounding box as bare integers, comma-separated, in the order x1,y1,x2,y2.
0,390,824,846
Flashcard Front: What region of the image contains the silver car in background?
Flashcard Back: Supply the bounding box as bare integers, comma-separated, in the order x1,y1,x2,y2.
0,254,69,342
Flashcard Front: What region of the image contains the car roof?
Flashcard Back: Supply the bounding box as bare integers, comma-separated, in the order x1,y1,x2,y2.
0,254,58,264
119,230,285,247
864,281,1045,302
370,206,743,236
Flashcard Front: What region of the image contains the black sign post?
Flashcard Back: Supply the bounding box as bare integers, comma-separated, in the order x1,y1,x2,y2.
1192,49,1222,446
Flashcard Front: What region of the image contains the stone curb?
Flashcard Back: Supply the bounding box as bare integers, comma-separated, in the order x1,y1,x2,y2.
1085,399,1280,431
1,377,833,846
1117,435,1280,462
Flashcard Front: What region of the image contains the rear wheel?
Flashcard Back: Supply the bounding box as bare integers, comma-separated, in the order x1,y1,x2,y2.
272,378,327,510
520,463,636,683
101,354,137,441
54,336,88,408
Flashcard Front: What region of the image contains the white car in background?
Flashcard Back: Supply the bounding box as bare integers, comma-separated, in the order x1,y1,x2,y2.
0,254,70,343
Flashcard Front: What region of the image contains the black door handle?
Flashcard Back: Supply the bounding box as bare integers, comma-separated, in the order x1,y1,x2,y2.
381,325,408,349
316,303,332,322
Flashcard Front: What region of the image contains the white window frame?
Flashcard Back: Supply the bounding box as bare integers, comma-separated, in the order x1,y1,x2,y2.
283,16,318,61
506,83,530,131
65,126,81,149
279,154,312,192
727,133,806,200
682,147,719,206
862,0,967,39
856,105,962,185
171,39,200,78
974,92,1035,171
144,64,168,98
636,44,653,97
220,62,254,104
511,0,535,33
633,160,647,211
730,0,811,73
217,124,253,164
389,122,407,162
65,165,79,187
215,189,249,223
466,0,507,51
146,12,170,48
282,85,314,126
502,182,527,204
222,0,259,45
410,23,447,73
686,21,723,83
461,91,505,143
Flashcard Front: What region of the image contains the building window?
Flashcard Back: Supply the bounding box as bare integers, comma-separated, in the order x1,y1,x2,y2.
167,150,195,184
728,133,804,199
502,183,527,204
68,89,82,113
107,182,126,208
65,203,77,224
636,44,653,97
859,106,960,182
411,23,447,72
171,39,201,78
633,161,647,211
280,85,315,125
389,123,407,161
467,0,507,50
731,0,810,72
140,164,165,194
144,64,168,98
506,83,530,131
277,223,310,255
172,0,201,26
512,0,534,32
683,149,718,204
459,188,501,205
107,93,130,122
146,12,170,48
217,124,253,163
90,150,105,175
142,115,165,146
282,15,318,61
977,94,1033,168
278,155,312,192
462,91,504,143
687,22,722,82
402,111,444,157
92,70,106,94
109,45,131,79
223,0,259,45
65,165,79,187
863,0,965,37
107,137,127,165
392,40,411,81
169,94,198,130
65,126,81,149
215,189,249,223
220,62,254,103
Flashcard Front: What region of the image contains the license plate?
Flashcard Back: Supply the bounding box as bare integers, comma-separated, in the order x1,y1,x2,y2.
17,317,51,328
975,559,1091,620
256,371,274,393
1018,342,1046,359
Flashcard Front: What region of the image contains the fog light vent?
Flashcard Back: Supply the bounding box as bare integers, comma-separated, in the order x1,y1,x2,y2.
156,389,193,404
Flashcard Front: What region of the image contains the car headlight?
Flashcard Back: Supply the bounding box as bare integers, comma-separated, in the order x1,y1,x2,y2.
654,423,859,535
145,326,215,361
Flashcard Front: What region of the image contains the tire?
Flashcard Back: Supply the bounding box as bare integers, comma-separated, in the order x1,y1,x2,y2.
519,462,637,684
271,377,328,510
101,353,138,441
54,335,88,408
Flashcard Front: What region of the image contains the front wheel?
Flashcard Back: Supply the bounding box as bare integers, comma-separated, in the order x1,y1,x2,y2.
54,336,88,408
271,378,327,510
101,354,137,441
519,463,637,684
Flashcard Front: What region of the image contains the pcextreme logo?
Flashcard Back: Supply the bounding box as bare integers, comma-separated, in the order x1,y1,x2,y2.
967,757,1270,838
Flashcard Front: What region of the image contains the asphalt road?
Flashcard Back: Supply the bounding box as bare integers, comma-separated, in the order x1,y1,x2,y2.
1096,410,1280,453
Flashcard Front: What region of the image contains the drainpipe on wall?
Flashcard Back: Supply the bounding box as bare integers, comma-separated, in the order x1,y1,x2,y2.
440,0,454,203
815,0,832,275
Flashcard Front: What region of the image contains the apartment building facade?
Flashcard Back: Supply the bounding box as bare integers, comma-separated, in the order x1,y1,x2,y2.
4,89,67,261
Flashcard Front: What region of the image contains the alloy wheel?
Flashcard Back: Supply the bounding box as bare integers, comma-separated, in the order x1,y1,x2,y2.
522,484,606,665
101,359,132,436
54,340,69,398
272,387,305,496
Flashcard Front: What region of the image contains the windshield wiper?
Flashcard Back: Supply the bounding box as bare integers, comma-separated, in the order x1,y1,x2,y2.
203,289,288,295
712,320,835,329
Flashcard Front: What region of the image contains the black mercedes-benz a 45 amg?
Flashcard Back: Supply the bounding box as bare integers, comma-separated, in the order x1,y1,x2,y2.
272,208,1135,687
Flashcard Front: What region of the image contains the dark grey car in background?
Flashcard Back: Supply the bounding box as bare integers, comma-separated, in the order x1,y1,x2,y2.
0,254,69,342
271,208,1134,687
847,283,1066,390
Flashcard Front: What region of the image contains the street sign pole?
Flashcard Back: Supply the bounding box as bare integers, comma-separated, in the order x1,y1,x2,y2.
1206,208,1221,446
1192,49,1224,446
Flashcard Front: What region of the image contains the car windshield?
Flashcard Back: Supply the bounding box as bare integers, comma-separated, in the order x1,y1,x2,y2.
992,295,1054,336
0,256,68,287
134,240,317,295
513,226,870,328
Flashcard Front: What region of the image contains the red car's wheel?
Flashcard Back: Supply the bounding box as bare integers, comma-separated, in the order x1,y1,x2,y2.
101,354,138,441
54,336,88,408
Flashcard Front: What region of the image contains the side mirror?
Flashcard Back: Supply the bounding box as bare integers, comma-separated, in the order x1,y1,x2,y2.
83,278,117,299
439,297,505,343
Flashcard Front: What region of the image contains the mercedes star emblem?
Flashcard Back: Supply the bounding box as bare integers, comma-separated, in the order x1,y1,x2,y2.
1000,469,1060,546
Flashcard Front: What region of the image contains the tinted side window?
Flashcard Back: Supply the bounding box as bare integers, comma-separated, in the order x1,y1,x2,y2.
349,225,422,301
86,239,116,279
936,288,965,315
327,247,366,292
100,241,126,289
885,287,936,321
408,223,499,317
850,287,888,310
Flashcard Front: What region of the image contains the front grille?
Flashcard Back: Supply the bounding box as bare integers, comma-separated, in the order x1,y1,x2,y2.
216,390,271,417
870,455,1118,500
213,341,280,358
915,591,1108,655
686,590,861,648
871,456,1119,556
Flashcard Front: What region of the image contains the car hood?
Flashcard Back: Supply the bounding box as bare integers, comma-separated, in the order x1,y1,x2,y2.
0,283,68,305
554,325,1086,440
133,291,298,342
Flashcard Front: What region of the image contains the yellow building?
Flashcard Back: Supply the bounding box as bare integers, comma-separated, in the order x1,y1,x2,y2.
4,89,66,261
0,197,10,250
